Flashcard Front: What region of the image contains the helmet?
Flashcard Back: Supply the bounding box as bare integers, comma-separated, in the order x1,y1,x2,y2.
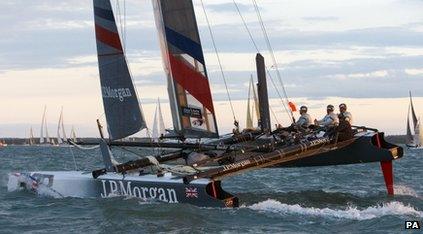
327,104,334,112
300,106,307,112
339,103,347,109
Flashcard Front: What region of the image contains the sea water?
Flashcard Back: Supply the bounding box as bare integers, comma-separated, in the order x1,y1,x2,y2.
0,146,422,233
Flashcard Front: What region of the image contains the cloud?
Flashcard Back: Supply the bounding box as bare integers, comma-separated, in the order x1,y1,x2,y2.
302,16,339,22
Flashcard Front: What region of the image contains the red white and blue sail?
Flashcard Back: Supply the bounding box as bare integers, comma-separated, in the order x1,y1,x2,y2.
93,0,146,140
153,0,219,138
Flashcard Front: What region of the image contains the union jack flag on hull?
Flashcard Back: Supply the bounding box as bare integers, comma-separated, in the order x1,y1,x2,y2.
185,187,199,198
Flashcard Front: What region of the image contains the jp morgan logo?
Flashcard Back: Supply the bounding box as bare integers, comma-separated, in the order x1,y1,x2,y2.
102,86,132,102
100,180,179,203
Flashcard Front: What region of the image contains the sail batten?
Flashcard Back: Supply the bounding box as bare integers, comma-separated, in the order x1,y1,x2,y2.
93,0,146,140
153,0,218,138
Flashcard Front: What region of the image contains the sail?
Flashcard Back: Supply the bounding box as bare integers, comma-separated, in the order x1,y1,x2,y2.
152,98,166,139
40,106,46,144
406,105,414,145
410,91,418,130
60,108,67,142
71,126,77,142
29,127,34,145
158,99,166,136
44,112,50,144
251,76,260,123
153,0,219,138
93,0,146,140
246,79,253,129
152,105,159,139
57,109,63,144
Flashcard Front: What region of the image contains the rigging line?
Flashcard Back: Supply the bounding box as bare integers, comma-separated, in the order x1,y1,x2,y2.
251,0,295,123
199,0,237,122
233,0,292,122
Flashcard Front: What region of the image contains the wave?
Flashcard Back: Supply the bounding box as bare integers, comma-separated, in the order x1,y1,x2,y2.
394,185,420,198
248,199,423,220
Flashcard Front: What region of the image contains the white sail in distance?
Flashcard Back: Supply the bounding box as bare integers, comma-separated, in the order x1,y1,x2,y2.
406,92,421,147
56,107,67,144
40,106,47,144
152,98,166,139
70,126,77,143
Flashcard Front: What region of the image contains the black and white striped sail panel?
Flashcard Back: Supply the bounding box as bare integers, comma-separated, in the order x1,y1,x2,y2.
153,0,219,138
93,0,146,140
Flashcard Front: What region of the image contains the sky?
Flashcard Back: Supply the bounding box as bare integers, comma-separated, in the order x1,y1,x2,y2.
0,0,422,138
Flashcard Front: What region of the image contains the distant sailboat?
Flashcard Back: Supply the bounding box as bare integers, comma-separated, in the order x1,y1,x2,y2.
152,98,166,140
56,107,68,145
28,127,35,145
70,126,77,143
39,106,52,145
406,91,422,148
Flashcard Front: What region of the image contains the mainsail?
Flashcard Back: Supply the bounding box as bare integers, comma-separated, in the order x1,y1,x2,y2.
93,0,146,140
153,0,219,138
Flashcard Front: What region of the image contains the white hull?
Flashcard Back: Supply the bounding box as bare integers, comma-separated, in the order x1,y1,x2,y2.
7,171,238,207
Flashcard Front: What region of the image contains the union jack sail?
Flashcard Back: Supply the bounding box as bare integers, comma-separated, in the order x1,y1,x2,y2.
153,0,219,138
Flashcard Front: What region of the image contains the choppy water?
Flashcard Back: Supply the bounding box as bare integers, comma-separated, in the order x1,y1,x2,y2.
0,146,422,233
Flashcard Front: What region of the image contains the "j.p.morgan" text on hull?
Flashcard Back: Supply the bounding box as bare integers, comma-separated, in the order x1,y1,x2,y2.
100,180,179,203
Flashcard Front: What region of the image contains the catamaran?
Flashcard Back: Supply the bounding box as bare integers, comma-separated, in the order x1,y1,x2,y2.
406,91,422,149
8,0,402,207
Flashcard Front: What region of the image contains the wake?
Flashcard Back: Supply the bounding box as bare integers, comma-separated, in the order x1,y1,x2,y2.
248,199,423,220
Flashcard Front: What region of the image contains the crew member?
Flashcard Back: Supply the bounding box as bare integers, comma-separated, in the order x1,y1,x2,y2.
314,104,339,127
338,103,353,124
296,106,312,128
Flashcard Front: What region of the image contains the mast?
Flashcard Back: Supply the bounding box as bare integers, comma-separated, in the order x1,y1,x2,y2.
152,0,219,139
93,0,146,140
256,53,271,133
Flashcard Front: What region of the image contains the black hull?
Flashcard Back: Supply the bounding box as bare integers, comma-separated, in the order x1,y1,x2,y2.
278,132,403,167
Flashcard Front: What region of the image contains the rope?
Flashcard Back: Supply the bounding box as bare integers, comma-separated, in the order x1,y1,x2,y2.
199,0,237,122
251,0,295,123
232,0,292,123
